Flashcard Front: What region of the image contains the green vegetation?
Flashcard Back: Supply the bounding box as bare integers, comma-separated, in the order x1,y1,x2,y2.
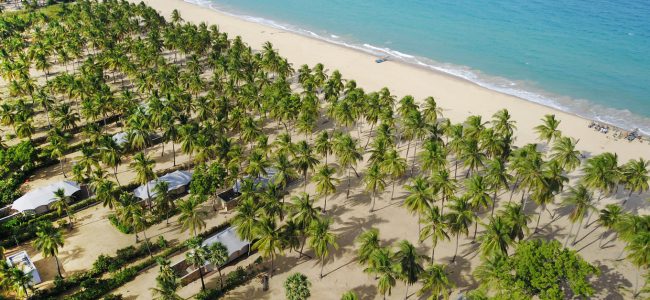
284,273,311,300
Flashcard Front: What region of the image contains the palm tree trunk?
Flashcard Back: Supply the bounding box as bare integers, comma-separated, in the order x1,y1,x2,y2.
142,229,153,258
411,142,418,175
405,140,411,165
60,158,66,178
113,165,121,186
405,283,409,299
218,267,224,289
270,255,275,277
452,234,459,263
172,142,176,166
299,235,307,258
473,220,478,241
54,254,62,278
534,206,543,233
430,240,436,263
320,256,325,279
371,190,376,212
509,177,520,203
198,266,206,291
304,172,308,193
564,221,575,247
391,179,396,201
364,122,375,149
322,194,328,213
572,220,583,246
347,168,351,198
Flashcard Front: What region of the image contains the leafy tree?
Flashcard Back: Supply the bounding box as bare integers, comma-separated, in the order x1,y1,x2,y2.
284,272,311,300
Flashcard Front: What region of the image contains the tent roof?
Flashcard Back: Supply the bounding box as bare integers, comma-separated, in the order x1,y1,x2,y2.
202,227,249,257
11,181,80,212
233,168,278,193
112,132,128,146
133,170,193,200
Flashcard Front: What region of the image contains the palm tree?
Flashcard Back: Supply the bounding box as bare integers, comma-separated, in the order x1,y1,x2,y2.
150,258,183,300
341,291,359,300
100,137,123,185
422,96,443,125
153,181,174,225
293,140,320,192
232,198,260,255
418,264,454,300
626,231,650,297
562,184,595,246
308,217,339,278
314,131,332,165
130,152,156,205
5,266,32,298
394,240,426,299
403,176,433,234
598,204,623,249
334,133,363,198
534,114,561,144
207,242,229,289
381,148,407,201
178,195,207,237
500,202,530,242
581,152,620,208
465,175,492,240
365,163,387,212
253,216,284,277
33,224,65,278
51,188,74,224
484,159,512,216
419,205,449,262
364,247,397,300
432,169,457,214
477,216,513,258
549,136,581,172
312,164,339,213
185,238,208,291
289,193,321,257
621,158,650,205
96,179,120,210
446,196,474,263
356,228,382,265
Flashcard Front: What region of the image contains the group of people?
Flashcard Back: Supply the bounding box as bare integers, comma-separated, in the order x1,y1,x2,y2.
590,121,645,142
588,121,610,133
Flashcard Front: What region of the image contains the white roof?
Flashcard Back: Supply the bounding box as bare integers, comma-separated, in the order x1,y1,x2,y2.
6,250,36,273
233,168,278,193
202,227,250,258
112,132,128,146
11,181,80,212
133,170,193,200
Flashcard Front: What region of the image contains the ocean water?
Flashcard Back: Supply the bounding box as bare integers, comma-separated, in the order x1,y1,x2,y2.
186,0,650,133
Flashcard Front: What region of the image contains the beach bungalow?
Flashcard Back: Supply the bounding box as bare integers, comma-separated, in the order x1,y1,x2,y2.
171,226,250,285
133,170,193,202
11,181,82,215
217,168,279,211
6,250,41,285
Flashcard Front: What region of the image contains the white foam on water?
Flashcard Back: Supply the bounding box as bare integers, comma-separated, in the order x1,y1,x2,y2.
185,0,650,135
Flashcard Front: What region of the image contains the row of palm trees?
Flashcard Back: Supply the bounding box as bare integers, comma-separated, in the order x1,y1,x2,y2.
2,0,650,298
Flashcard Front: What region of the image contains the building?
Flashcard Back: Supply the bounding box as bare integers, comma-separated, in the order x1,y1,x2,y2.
6,250,41,285
133,170,193,201
217,168,278,211
11,181,82,215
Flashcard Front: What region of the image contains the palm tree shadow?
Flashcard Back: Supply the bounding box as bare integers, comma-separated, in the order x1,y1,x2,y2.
590,262,631,299
437,255,473,290
349,283,378,299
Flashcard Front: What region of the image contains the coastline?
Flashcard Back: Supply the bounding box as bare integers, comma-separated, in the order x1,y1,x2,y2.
132,0,650,162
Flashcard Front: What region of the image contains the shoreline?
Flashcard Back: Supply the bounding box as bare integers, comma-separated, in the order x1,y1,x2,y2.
185,0,650,136
132,0,650,162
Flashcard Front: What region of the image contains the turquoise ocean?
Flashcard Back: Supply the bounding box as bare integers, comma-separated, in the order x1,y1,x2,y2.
186,0,650,133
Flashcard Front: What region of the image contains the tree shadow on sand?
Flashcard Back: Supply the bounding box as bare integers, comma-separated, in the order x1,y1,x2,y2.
591,262,632,299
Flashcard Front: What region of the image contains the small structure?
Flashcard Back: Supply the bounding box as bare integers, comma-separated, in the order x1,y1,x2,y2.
171,227,249,285
133,170,193,201
112,132,128,147
11,181,81,214
6,250,41,285
217,168,278,211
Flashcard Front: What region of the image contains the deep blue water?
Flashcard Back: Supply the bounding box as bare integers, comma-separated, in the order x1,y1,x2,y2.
188,0,650,132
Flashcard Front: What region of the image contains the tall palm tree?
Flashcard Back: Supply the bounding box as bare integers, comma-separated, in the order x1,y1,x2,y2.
581,152,620,208
207,242,229,289
477,216,513,258
314,131,332,165
626,231,650,297
365,162,387,212
403,176,433,234
549,136,581,172
356,228,382,265
394,240,426,299
364,247,397,300
534,114,561,144
51,188,74,224
333,133,363,198
253,216,284,277
484,159,512,216
432,169,457,214
96,179,120,211
562,184,595,246
312,164,339,213
153,181,175,225
621,158,650,205
308,217,339,278
419,205,449,262
130,152,157,205
293,140,320,192
185,238,208,291
598,204,623,249
289,193,321,257
150,258,183,300
446,196,474,263
465,175,492,240
33,224,65,278
5,266,32,298
381,148,407,201
500,202,530,242
418,264,454,300
233,198,260,255
178,195,207,237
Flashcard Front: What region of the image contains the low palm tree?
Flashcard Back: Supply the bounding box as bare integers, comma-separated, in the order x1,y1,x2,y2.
381,148,407,201
312,164,339,213
33,224,65,278
534,114,561,144
130,152,157,205
465,175,492,240
289,193,321,257
550,136,581,172
500,202,530,242
597,204,623,249
6,266,32,298
446,196,474,263
356,228,382,265
403,176,433,234
207,242,229,289
150,258,183,300
185,238,208,291
178,195,208,237
293,140,320,192
394,240,426,299
232,198,260,255
309,217,339,278
364,247,397,300
418,264,454,300
419,206,449,262
621,158,650,205
153,181,175,225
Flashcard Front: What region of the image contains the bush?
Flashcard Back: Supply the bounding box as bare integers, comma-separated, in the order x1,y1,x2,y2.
194,263,265,300
108,214,133,234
